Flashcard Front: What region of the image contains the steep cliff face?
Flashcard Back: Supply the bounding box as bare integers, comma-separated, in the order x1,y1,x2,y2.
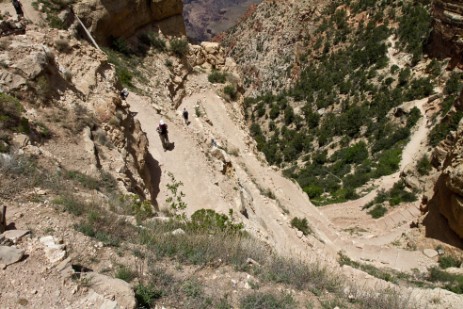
429,0,463,67
74,0,183,43
432,119,463,238
0,24,151,201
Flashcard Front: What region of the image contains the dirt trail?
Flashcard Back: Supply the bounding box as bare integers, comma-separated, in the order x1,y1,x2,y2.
0,0,43,24
322,96,430,231
127,71,441,277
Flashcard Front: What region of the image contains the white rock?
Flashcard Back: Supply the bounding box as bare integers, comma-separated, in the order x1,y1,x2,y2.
171,228,185,236
45,247,66,264
423,249,438,258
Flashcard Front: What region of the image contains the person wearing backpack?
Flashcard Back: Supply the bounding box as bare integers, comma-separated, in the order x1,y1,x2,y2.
182,107,189,125
157,119,169,148
12,0,24,19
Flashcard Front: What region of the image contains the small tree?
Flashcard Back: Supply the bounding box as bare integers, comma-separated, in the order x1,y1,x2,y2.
165,172,187,219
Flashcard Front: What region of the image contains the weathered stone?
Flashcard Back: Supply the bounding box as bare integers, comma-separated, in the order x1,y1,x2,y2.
1,230,30,243
0,245,24,266
246,258,261,267
12,134,29,148
423,249,439,258
70,290,119,309
431,145,448,168
45,247,66,264
40,235,66,264
82,273,136,309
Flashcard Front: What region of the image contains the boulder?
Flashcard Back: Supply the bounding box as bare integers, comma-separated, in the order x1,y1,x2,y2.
1,230,30,243
423,249,438,258
40,235,66,264
0,245,24,267
82,272,136,309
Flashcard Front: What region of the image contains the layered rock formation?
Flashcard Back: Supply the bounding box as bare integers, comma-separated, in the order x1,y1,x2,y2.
73,0,183,43
432,119,463,238
430,0,463,67
222,0,321,95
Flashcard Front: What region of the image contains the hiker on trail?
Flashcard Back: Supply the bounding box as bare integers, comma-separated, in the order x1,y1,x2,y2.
157,119,169,148
182,107,189,125
12,0,24,18
120,88,129,100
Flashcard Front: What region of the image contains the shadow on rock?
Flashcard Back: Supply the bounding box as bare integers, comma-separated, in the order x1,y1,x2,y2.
422,175,463,249
144,152,161,210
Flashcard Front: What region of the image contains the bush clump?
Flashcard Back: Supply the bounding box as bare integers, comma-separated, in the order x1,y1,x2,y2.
169,38,189,57
290,217,312,235
208,70,227,83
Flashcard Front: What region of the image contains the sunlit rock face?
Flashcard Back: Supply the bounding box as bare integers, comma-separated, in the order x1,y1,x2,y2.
74,0,183,43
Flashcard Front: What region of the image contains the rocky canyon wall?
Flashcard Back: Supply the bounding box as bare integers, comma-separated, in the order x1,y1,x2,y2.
73,0,184,43
432,120,463,238
429,0,463,67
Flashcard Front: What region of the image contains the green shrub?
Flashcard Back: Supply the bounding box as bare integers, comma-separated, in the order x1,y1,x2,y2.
439,255,461,269
388,181,417,206
429,111,463,146
368,204,387,218
303,184,323,199
190,209,243,233
375,148,401,177
170,38,189,57
428,267,463,294
138,33,167,51
417,155,432,176
240,291,297,309
290,217,312,235
224,84,238,101
106,49,134,88
115,265,137,282
406,107,421,128
135,284,162,309
0,93,24,130
53,194,85,216
116,195,153,222
111,37,131,56
182,279,203,298
397,2,432,63
445,72,462,95
208,70,227,83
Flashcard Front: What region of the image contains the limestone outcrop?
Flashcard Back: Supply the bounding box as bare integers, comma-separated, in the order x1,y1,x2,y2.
432,119,463,238
73,0,183,43
430,0,463,67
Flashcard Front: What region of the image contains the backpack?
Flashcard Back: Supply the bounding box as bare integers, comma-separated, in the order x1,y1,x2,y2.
158,124,167,134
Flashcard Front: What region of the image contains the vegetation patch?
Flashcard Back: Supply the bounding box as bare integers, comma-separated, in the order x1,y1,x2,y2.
241,0,443,205
169,38,189,57
290,217,312,236
240,291,297,309
363,181,417,218
208,70,227,83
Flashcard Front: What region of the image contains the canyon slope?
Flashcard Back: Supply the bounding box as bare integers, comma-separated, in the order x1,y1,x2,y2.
0,0,463,308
